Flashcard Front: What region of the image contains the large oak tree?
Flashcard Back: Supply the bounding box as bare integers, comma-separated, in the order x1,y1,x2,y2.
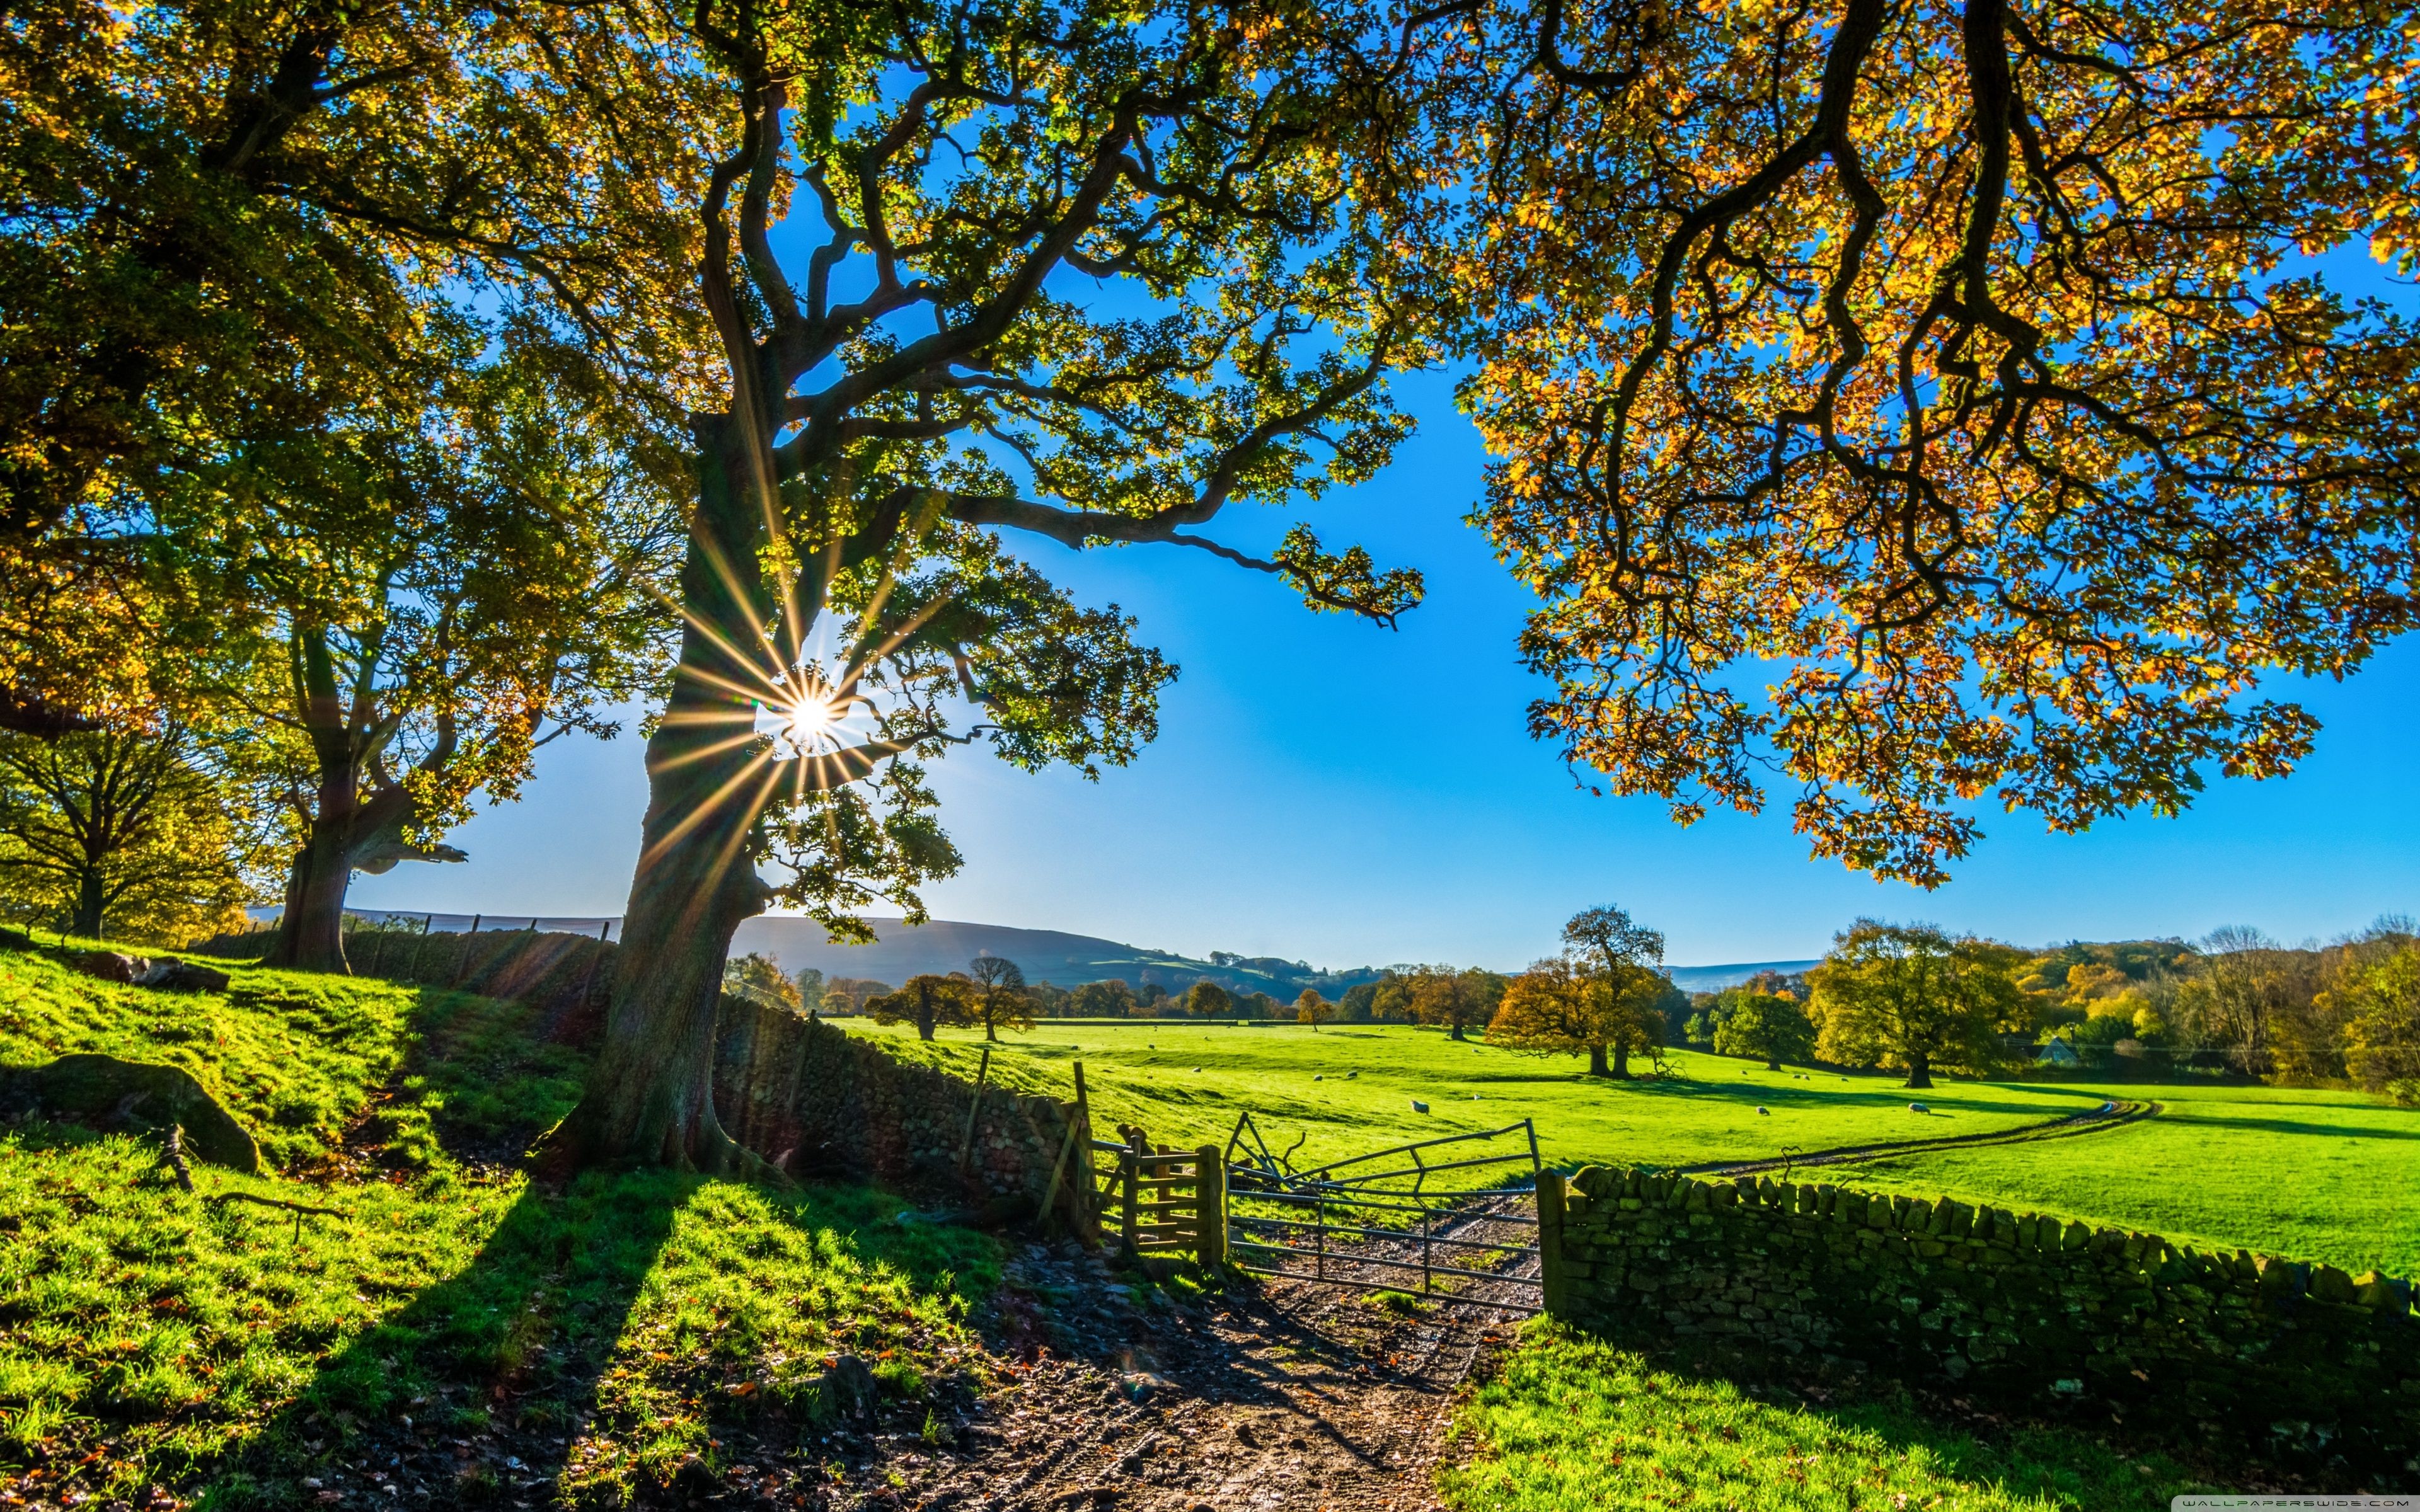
548,0,1447,1169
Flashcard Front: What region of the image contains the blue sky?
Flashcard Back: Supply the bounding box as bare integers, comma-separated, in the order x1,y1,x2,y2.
347,362,2420,971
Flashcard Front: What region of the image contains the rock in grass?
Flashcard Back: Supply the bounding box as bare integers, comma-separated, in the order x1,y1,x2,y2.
0,1053,260,1172
821,1354,879,1419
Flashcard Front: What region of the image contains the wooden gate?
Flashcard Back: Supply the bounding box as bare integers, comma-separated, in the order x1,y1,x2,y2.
1092,1124,1228,1268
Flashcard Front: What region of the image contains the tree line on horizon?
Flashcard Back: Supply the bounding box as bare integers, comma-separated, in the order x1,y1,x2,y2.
732,903,2420,1108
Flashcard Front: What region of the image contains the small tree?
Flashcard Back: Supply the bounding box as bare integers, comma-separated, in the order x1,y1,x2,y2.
967,954,1035,1043
1186,980,1233,1019
792,966,826,1014
1294,990,1337,1031
824,977,890,1016
1808,922,2025,1089
722,951,802,1013
868,973,975,1041
1711,993,1817,1071
0,724,270,942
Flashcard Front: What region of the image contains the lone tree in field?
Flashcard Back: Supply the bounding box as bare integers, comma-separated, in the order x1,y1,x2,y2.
870,974,976,1043
550,0,1443,1169
1711,993,1817,1072
967,954,1034,1042
1294,990,1337,1031
1463,0,2420,887
1185,980,1233,1019
1807,922,2024,1089
1409,966,1498,1042
1489,955,1661,1077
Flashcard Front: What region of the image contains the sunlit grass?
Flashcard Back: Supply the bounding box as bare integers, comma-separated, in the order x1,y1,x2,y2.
1441,1323,2205,1512
0,944,997,1505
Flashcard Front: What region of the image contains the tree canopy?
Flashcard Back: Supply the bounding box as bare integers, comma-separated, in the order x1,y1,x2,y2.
868,973,976,1041
1808,920,2025,1087
1489,954,1664,1077
1710,992,1818,1071
1460,0,2420,885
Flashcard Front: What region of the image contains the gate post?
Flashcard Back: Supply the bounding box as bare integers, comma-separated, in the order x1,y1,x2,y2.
1194,1144,1226,1269
1119,1150,1139,1257
1537,1167,1567,1318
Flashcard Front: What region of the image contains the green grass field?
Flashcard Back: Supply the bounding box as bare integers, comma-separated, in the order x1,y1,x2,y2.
846,1019,2415,1277
841,1019,2099,1175
1823,1082,2419,1278
0,946,997,1504
1441,1324,2201,1512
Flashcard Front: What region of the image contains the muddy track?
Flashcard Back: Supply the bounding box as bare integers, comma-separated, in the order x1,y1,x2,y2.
865,1200,1543,1512
1677,1097,2160,1179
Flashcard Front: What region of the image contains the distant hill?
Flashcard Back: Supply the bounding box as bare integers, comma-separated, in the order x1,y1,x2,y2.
1664,959,1819,993
728,915,1390,997
320,907,1813,998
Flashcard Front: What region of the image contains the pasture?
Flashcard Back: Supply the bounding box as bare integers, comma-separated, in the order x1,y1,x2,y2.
847,1020,2414,1276
841,1019,2097,1171
1824,1081,2419,1278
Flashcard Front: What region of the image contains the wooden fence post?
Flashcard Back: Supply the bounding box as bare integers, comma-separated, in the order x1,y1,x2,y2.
1537,1167,1568,1319
957,1045,992,1177
1194,1143,1226,1269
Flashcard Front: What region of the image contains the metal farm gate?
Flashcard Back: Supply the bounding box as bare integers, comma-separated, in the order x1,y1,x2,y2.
1218,1114,1546,1312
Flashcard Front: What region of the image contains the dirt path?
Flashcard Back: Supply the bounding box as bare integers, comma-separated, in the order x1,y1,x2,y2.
1676,1096,2159,1179
853,1205,1541,1512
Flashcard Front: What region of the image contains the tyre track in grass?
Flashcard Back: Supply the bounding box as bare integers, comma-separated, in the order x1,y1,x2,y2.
1675,1096,2160,1179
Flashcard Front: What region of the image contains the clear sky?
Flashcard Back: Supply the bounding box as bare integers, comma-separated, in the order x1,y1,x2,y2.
348,363,2420,971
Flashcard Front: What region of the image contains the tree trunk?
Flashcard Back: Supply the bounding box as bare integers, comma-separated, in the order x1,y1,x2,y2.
1610,1041,1631,1078
546,425,776,1174
260,747,369,973
263,838,354,972
1765,1057,1781,1071
1448,1021,1465,1041
70,866,105,938
1587,1043,1610,1077
1903,1051,1933,1090
916,995,937,1040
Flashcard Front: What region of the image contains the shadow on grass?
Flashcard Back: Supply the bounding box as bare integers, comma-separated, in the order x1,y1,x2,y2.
203,1173,685,1509
1442,1322,2210,1512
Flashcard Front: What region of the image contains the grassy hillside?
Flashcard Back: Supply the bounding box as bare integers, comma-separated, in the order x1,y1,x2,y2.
844,1019,2100,1176
1823,1081,2419,1278
0,945,998,1507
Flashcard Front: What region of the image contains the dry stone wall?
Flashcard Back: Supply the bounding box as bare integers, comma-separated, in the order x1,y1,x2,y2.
713,997,1095,1227
1540,1165,2420,1481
